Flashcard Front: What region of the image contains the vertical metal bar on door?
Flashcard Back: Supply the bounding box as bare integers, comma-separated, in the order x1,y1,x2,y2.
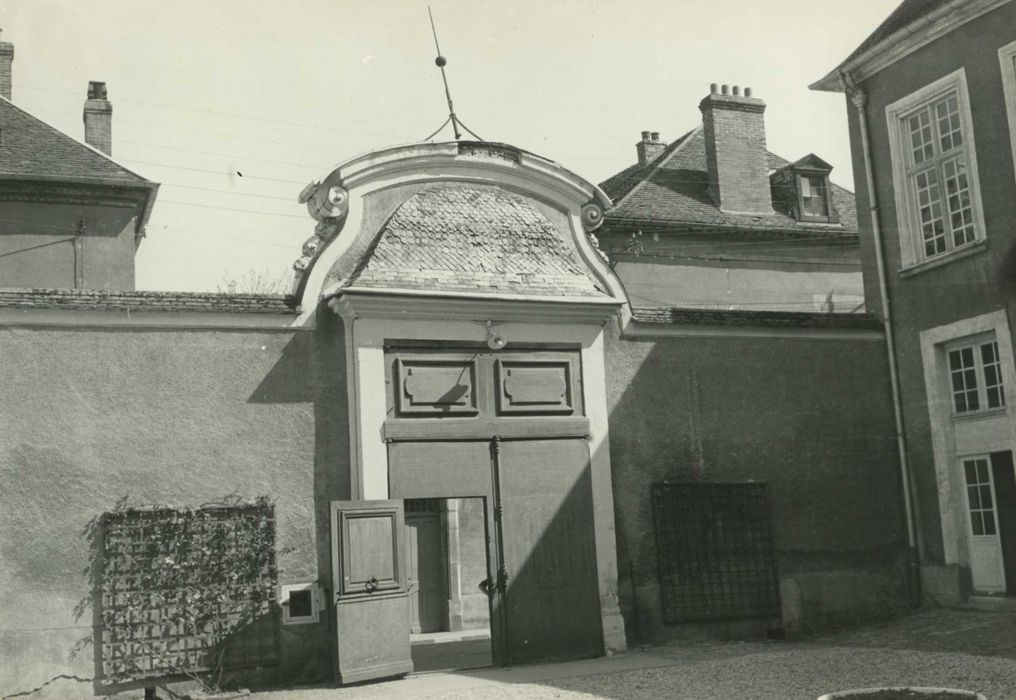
489,435,511,664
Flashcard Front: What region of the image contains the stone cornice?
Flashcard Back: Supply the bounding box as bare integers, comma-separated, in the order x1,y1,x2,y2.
331,289,622,324
0,177,151,208
811,0,1010,91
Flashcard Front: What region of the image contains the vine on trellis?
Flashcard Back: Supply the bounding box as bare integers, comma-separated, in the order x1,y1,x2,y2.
91,495,281,692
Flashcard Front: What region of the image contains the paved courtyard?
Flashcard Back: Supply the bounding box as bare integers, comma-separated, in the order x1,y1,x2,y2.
250,609,1016,700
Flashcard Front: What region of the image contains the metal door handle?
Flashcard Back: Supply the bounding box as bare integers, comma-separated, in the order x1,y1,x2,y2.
479,577,494,597
364,576,379,593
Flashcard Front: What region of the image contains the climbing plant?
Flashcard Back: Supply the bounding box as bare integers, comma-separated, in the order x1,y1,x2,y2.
95,496,280,691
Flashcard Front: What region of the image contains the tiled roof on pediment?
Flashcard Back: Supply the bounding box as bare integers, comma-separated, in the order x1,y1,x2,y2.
343,186,608,298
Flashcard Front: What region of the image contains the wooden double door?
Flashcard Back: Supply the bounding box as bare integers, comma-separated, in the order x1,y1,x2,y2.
388,437,604,667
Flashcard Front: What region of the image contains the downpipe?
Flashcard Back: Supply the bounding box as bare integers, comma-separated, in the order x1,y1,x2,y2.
841,70,922,607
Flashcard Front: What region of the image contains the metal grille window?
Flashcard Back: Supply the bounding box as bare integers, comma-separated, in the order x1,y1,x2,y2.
652,483,779,623
948,339,1005,414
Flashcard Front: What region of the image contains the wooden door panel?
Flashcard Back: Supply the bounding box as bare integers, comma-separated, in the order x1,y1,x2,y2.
389,441,493,500
498,439,603,664
331,499,412,684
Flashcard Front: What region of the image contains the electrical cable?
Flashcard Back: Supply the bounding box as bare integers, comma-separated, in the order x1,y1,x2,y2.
157,199,306,219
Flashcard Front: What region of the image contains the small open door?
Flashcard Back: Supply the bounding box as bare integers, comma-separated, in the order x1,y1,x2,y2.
331,499,413,684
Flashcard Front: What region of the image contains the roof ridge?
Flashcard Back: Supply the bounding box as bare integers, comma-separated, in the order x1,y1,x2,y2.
610,126,701,211
0,94,149,183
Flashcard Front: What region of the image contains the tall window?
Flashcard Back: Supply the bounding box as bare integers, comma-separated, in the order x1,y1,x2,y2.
886,70,985,268
948,338,1005,414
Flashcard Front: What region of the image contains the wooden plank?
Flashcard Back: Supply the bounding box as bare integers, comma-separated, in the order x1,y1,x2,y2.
497,439,603,664
384,417,589,442
335,591,413,684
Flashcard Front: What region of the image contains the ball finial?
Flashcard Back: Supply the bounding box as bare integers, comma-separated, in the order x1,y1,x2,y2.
435,55,447,67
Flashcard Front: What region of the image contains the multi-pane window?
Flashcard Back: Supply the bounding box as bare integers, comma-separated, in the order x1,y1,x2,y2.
887,71,984,268
904,92,977,259
799,176,829,218
948,339,1005,414
963,457,997,536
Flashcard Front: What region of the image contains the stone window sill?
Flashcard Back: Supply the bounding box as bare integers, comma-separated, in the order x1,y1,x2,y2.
898,240,987,278
951,405,1007,423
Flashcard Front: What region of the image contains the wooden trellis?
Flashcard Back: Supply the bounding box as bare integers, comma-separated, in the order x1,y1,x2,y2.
99,500,280,683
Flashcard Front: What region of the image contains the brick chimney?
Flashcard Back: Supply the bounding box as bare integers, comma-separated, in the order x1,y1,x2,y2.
83,81,112,155
636,130,666,166
0,29,14,101
699,83,774,215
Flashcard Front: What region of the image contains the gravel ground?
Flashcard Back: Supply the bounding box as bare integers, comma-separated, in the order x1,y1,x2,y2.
248,609,1016,700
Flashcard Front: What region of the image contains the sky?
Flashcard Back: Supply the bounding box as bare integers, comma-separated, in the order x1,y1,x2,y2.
0,0,901,292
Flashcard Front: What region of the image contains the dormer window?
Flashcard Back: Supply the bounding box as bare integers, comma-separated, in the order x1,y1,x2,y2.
769,153,839,224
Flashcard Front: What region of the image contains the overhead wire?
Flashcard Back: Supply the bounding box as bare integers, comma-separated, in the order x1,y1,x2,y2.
15,84,414,139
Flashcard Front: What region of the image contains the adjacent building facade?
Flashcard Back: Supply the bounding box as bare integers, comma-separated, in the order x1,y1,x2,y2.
0,38,157,290
598,86,864,314
813,0,1016,603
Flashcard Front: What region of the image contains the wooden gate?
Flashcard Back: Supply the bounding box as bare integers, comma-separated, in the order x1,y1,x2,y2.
388,437,603,665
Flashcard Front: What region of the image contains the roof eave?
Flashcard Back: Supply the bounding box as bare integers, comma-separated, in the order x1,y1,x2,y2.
602,215,859,240
0,173,160,238
810,0,1007,92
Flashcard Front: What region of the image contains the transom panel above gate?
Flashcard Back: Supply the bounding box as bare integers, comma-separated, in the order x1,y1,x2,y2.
383,349,588,441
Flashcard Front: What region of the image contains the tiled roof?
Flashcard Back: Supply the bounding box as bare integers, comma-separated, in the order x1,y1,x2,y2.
0,97,147,183
631,306,881,330
344,186,608,298
841,0,952,66
599,128,858,235
0,288,298,314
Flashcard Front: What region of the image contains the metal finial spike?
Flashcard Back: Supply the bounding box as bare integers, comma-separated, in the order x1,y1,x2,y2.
428,6,461,140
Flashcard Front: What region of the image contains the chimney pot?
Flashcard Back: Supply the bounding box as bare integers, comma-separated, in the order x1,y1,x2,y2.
636,130,667,166
87,81,108,100
710,82,718,94
732,85,740,96
744,87,753,97
721,84,729,95
83,81,113,155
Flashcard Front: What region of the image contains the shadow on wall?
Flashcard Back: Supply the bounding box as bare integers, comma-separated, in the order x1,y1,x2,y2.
245,305,351,687
603,325,910,643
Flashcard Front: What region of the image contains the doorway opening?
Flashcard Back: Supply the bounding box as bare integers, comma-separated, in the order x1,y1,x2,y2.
405,497,493,672
962,450,1016,596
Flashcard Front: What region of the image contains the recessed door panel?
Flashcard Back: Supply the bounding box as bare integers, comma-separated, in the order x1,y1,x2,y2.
330,499,412,684
498,439,603,663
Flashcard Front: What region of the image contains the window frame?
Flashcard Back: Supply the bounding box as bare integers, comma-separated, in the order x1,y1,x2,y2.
945,334,1006,417
793,171,837,223
280,582,323,625
999,40,1016,199
885,68,987,270
960,455,1001,539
